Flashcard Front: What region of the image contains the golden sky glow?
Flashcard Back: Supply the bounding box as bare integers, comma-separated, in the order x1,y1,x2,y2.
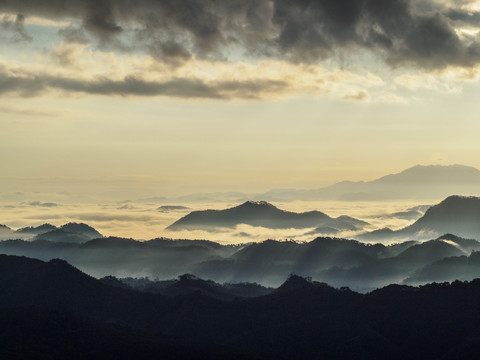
1,0,480,203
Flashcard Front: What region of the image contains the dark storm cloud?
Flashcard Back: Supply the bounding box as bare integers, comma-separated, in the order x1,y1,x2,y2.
0,67,289,99
83,0,122,40
58,26,90,44
1,0,480,68
446,8,480,27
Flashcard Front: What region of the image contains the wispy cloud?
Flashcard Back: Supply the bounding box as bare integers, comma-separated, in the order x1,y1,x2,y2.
0,104,61,116
0,55,386,101
0,13,32,42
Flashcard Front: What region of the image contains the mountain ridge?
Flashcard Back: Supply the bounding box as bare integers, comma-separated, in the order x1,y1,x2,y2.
3,254,480,359
359,195,480,241
260,164,480,202
167,200,369,231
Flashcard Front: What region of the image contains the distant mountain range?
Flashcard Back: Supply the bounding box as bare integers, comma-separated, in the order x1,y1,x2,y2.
138,164,480,203
3,254,480,359
166,200,369,231
359,195,480,241
259,164,480,201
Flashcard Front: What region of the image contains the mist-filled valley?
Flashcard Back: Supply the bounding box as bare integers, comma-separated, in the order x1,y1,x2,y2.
1,193,480,292
4,167,480,357
4,164,480,244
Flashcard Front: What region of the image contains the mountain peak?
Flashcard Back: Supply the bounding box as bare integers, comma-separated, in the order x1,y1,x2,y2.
16,223,58,235
427,195,480,211
178,273,201,282
275,274,314,293
441,195,478,203
398,195,480,239
402,164,478,172
167,201,364,231
60,223,103,239
377,164,480,184
240,200,276,208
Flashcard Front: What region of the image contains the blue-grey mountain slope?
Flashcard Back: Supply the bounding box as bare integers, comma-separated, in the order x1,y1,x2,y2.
359,196,480,241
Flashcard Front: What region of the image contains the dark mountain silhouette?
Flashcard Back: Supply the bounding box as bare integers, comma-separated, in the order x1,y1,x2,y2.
360,196,480,241
158,205,190,212
316,235,480,290
29,222,103,244
100,275,135,290
401,196,480,239
357,227,395,241
0,224,11,231
16,223,58,235
396,238,465,264
4,255,480,359
153,273,267,300
63,236,238,278
3,226,480,290
404,244,480,285
0,239,78,261
60,222,103,239
0,223,102,243
0,235,239,279
195,237,419,288
404,256,470,285
274,274,317,293
35,229,92,244
167,200,369,231
0,224,16,240
0,306,256,360
101,274,273,299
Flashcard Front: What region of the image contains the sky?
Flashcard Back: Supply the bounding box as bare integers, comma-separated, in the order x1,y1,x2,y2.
2,0,480,204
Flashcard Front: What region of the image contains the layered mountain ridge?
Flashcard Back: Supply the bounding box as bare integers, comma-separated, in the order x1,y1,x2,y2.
2,254,480,360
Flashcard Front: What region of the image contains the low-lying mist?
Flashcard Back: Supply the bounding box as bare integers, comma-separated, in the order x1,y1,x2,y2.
0,199,430,244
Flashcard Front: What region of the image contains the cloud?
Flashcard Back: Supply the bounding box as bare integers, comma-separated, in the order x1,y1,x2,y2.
1,13,32,42
2,0,480,69
83,0,123,41
2,1,480,101
0,68,288,100
342,89,370,102
69,213,158,222
375,93,408,103
48,43,87,69
446,8,480,27
26,201,59,207
0,57,386,101
394,70,467,93
0,104,60,116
